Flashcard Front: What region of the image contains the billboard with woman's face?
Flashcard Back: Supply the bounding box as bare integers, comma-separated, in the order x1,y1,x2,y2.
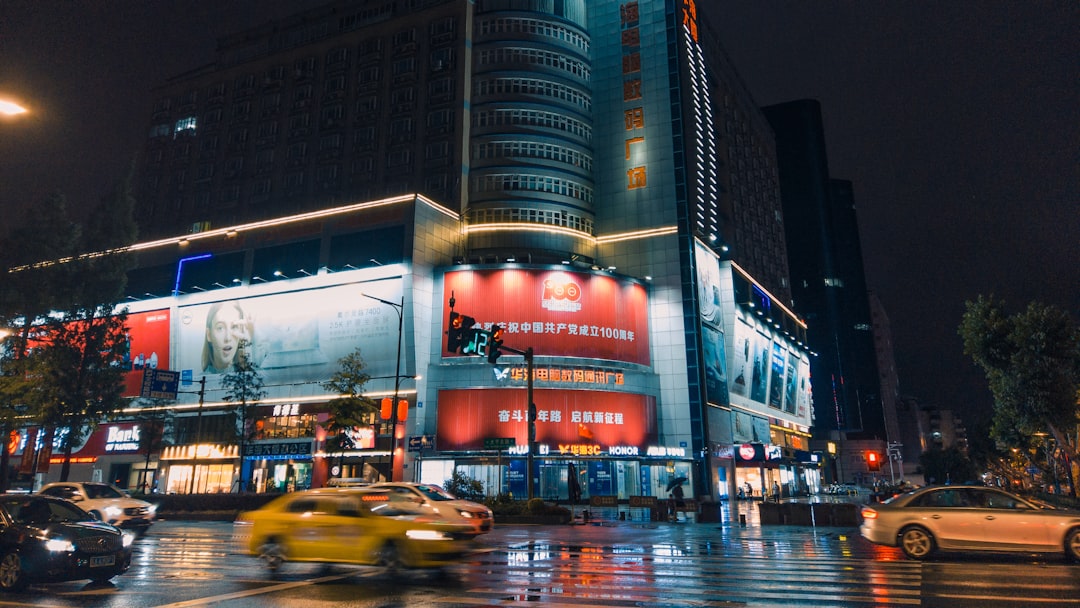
176,280,402,384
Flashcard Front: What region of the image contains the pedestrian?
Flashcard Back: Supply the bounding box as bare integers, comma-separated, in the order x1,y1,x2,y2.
671,483,685,521
771,481,780,502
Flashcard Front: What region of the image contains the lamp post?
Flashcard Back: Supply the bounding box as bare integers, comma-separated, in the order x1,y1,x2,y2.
360,292,405,481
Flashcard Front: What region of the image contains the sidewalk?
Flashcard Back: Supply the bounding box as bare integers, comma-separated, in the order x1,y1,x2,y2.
563,495,865,528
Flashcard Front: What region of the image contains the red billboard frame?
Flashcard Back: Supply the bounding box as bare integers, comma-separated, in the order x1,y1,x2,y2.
436,388,657,451
443,269,649,365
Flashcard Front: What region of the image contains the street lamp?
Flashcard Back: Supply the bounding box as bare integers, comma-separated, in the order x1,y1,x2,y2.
0,100,28,116
360,292,405,481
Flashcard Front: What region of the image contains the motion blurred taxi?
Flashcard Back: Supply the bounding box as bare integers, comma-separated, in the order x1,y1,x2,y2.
234,488,480,573
366,482,494,537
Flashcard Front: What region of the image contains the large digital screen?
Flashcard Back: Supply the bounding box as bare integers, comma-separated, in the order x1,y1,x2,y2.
119,309,171,397
443,269,650,365
436,389,657,451
176,280,402,385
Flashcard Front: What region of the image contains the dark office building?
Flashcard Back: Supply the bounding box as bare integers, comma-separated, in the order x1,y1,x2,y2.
762,99,887,443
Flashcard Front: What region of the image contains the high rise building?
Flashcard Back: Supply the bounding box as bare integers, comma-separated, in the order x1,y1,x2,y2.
108,1,816,502
762,99,887,454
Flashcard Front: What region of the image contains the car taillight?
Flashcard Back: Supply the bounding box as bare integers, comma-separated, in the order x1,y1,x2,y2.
861,508,878,520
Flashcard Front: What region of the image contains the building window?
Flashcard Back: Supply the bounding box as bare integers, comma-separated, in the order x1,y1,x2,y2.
174,116,197,137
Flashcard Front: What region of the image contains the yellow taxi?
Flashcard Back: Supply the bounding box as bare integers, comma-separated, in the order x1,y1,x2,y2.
234,487,481,573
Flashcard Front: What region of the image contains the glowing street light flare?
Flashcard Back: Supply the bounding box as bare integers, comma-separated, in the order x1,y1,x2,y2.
0,100,28,115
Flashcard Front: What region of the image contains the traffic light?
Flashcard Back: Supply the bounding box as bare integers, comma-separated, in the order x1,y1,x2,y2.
487,324,504,364
446,312,475,353
461,328,485,355
867,451,881,472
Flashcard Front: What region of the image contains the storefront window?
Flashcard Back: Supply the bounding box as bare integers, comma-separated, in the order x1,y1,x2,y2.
252,412,317,440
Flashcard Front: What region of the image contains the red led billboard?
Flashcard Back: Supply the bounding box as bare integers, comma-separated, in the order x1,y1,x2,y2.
436,388,657,451
120,309,172,397
443,269,649,365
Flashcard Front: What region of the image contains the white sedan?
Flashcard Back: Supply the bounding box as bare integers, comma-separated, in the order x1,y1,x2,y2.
860,485,1080,560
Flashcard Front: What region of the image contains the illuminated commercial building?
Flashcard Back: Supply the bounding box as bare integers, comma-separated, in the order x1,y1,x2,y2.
79,0,818,503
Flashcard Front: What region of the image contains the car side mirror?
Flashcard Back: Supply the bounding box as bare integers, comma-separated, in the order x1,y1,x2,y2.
88,510,102,521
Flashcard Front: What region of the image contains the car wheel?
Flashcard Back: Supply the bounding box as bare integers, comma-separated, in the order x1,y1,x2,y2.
258,538,288,573
0,551,27,592
1065,528,1080,562
376,542,404,573
899,526,935,560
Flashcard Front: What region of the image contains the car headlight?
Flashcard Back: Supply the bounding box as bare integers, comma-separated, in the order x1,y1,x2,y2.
146,503,158,515
104,506,123,518
45,538,76,553
122,532,136,548
406,529,451,541
458,510,475,519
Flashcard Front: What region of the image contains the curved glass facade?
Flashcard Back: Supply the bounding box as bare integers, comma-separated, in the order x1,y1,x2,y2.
470,3,595,253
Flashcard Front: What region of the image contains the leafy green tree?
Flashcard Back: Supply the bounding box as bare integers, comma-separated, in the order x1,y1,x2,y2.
3,174,138,482
320,348,378,477
220,341,266,492
444,469,485,502
0,194,80,490
918,445,979,485
127,397,175,494
959,295,1080,479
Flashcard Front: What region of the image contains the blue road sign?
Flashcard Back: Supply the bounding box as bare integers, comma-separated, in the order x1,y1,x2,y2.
141,369,179,400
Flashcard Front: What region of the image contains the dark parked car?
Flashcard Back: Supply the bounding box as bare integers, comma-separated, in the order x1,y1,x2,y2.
0,495,134,591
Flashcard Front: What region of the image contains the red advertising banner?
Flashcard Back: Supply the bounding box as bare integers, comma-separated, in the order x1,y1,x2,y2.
436,388,657,451
443,269,650,365
119,309,172,397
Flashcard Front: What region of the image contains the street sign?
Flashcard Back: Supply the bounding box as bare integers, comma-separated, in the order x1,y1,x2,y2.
408,434,436,452
140,369,179,400
483,437,516,450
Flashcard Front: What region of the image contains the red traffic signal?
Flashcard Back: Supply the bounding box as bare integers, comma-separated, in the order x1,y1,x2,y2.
487,324,504,364
867,451,881,471
446,311,475,353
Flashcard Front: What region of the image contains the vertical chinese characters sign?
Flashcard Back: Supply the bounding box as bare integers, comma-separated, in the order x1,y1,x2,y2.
621,2,647,190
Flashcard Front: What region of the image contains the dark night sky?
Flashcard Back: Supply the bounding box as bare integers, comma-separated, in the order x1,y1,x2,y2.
2,2,1077,428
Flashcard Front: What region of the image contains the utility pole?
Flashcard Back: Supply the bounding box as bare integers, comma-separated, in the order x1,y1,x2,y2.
187,377,206,494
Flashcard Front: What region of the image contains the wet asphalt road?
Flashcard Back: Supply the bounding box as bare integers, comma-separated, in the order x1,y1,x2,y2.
7,516,1080,607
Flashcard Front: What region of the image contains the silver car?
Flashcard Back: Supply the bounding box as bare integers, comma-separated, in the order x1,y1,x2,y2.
37,482,156,535
860,485,1080,560
366,482,494,537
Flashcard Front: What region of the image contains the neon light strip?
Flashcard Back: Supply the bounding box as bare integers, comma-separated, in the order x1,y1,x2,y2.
728,258,807,328
9,194,458,272
173,253,212,296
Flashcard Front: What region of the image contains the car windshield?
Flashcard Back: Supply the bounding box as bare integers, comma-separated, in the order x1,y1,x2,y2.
6,498,90,525
84,483,125,499
413,485,456,501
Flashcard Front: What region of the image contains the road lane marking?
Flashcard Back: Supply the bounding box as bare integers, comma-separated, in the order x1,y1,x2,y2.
148,570,379,607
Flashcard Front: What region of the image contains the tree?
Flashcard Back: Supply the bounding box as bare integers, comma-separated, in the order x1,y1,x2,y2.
320,348,378,477
3,174,138,482
220,341,266,492
0,194,80,491
127,397,175,494
918,445,979,486
960,295,1080,493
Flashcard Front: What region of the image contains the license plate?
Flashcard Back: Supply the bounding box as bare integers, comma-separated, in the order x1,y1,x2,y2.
90,555,115,567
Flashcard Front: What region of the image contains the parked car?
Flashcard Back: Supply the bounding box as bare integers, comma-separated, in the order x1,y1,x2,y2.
234,487,481,574
0,495,134,591
36,483,155,535
366,482,494,536
860,485,1080,560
